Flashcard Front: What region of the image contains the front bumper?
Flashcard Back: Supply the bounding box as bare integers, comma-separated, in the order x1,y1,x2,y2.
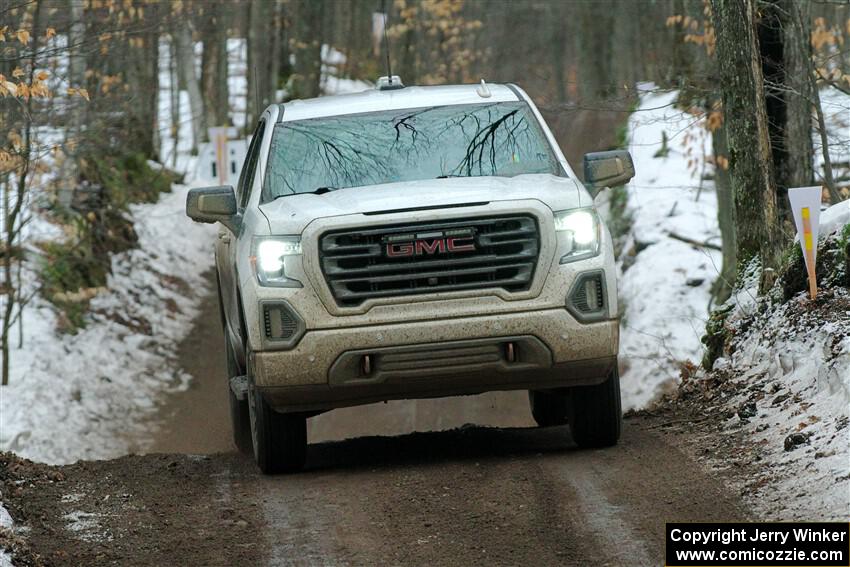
253,308,618,412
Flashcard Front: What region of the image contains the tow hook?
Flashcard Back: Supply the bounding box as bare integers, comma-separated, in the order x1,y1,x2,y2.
361,354,373,376
505,342,517,363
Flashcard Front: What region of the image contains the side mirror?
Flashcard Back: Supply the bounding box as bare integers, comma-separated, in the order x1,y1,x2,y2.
186,185,240,233
583,150,635,196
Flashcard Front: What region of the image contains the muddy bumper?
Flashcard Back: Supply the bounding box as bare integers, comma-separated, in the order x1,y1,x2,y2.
252,308,618,413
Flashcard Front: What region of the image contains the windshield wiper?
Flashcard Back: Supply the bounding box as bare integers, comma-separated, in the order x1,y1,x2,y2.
436,174,465,179
274,186,337,200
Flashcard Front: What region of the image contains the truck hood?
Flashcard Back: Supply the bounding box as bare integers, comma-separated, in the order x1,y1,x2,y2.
258,174,591,235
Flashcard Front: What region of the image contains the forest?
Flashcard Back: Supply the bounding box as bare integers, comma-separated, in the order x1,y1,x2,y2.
0,1,849,561
2,2,849,381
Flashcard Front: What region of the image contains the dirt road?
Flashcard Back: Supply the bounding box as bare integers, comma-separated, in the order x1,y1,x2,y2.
0,289,751,566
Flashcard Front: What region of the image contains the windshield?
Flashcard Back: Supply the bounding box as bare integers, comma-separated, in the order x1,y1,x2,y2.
262,102,564,200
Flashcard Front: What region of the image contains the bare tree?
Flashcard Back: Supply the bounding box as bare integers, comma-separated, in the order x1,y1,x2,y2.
711,0,783,290
1,0,44,385
246,0,273,126
201,0,231,128
174,19,206,154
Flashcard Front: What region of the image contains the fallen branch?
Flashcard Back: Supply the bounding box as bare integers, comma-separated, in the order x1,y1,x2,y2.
667,232,723,251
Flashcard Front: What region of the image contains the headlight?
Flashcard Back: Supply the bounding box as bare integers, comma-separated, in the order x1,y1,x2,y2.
553,209,600,263
252,237,303,287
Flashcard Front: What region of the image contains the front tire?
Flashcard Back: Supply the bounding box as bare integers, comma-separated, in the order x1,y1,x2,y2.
247,363,307,474
225,332,253,454
219,275,252,454
568,368,622,448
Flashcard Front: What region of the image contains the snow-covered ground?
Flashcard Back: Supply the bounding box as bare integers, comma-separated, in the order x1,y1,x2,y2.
618,86,721,409
0,184,216,463
2,38,374,565
708,200,850,520
2,38,366,465
619,85,850,519
0,503,11,567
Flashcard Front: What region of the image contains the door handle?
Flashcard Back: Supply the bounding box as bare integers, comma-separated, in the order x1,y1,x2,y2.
219,234,231,243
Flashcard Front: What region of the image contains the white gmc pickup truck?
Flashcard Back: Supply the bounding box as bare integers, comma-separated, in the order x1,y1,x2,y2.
187,77,635,473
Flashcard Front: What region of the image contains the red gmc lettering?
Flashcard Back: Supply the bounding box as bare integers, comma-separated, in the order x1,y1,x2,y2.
446,237,475,252
386,243,414,257
386,237,476,257
415,239,446,255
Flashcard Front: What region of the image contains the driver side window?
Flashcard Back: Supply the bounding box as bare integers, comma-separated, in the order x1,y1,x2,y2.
237,119,266,209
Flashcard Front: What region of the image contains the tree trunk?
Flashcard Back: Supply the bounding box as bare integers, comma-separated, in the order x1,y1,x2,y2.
2,0,41,385
576,0,614,101
124,2,160,159
60,0,87,186
201,0,230,128
174,23,206,154
711,0,783,291
551,2,568,103
268,0,284,106
169,36,180,168
711,124,737,305
291,0,324,99
792,3,843,205
757,0,788,215
781,0,814,192
145,2,161,160
246,0,273,127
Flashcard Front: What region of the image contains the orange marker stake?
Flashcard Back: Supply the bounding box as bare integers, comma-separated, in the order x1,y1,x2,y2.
801,207,817,299
215,131,227,184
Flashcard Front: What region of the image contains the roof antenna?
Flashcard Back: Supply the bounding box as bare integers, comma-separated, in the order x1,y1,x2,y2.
377,0,403,90
476,79,492,98
382,0,392,84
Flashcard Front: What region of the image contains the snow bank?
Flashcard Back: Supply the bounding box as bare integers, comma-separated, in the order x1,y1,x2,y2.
0,184,216,464
619,88,721,409
703,220,850,519
819,199,850,238
0,503,12,567
620,86,850,518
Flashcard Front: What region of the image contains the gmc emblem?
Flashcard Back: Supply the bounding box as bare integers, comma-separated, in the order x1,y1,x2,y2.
384,228,476,258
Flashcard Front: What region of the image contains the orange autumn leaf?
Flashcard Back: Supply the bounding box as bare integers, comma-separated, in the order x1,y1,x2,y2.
68,87,90,101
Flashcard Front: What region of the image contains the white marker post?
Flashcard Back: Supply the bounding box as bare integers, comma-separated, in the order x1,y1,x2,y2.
788,186,822,299
208,126,237,184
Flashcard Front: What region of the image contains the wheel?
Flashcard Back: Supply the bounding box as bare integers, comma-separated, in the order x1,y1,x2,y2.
225,332,253,454
217,274,252,454
528,389,570,427
247,361,307,474
568,368,622,448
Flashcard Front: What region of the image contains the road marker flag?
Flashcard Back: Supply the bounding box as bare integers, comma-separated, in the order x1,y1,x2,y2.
788,186,822,300
208,126,237,184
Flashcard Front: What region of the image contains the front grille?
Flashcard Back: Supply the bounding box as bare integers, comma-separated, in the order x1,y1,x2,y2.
320,215,540,306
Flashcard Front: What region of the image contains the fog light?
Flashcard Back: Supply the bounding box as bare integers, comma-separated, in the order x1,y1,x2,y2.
260,301,305,349
567,271,607,322
585,279,600,311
